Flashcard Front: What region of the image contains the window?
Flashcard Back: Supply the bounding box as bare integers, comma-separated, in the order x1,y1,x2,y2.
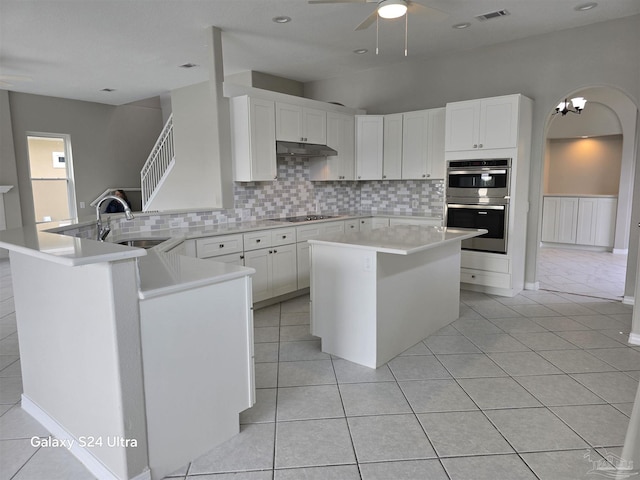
27,134,77,223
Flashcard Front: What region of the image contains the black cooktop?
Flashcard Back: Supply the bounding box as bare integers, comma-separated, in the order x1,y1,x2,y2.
276,215,340,223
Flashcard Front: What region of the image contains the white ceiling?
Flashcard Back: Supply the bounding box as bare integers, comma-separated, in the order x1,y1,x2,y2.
1,0,639,106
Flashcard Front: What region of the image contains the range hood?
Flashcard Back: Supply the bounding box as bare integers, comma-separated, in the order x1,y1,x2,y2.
276,141,337,157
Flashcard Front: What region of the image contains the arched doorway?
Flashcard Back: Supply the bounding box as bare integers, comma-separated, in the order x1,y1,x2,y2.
537,86,638,303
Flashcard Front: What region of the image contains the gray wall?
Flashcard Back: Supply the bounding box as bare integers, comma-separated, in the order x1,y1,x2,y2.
8,92,163,225
305,15,640,298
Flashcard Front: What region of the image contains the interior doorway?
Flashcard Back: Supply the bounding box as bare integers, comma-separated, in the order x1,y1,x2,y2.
26,134,77,223
538,87,637,302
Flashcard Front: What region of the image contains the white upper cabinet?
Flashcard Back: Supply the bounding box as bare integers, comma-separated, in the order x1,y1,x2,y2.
401,107,445,180
310,112,355,181
275,102,327,144
356,115,384,180
383,114,403,180
445,95,520,152
230,96,277,182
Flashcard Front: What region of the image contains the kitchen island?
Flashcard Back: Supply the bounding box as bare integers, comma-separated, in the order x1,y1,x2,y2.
0,225,256,480
309,225,486,368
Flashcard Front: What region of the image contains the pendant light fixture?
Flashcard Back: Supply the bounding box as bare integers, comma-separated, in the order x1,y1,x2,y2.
554,97,587,116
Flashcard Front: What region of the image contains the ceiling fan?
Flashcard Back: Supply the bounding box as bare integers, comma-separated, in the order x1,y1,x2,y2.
308,0,447,31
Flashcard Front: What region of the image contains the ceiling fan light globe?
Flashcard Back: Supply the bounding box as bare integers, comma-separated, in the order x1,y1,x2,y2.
378,0,408,19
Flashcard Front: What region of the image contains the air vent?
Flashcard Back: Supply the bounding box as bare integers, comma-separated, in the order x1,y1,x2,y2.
475,9,510,21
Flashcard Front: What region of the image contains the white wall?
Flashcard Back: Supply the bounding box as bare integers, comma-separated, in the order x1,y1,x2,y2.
305,14,640,298
8,92,163,224
0,90,22,230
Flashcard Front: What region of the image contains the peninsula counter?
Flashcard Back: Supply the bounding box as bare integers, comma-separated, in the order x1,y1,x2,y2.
309,226,486,368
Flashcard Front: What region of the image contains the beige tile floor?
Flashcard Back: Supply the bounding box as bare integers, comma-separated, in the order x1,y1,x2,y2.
1,254,638,479
538,247,628,301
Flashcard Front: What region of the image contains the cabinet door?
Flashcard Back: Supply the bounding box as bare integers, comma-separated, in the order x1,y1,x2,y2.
402,110,429,179
297,242,310,289
323,221,346,236
445,100,480,152
275,102,303,142
427,108,446,179
249,98,277,181
271,243,298,297
303,107,327,144
479,96,519,150
244,248,271,303
557,197,579,244
315,112,354,181
576,198,598,246
541,197,559,243
356,115,384,180
383,114,403,180
594,198,617,247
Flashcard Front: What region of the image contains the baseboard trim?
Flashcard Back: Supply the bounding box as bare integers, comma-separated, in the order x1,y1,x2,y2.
524,282,540,291
622,296,635,306
21,395,151,480
628,332,640,346
613,248,629,255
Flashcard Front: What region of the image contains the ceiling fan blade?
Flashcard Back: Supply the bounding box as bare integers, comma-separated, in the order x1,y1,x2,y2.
355,9,378,31
407,1,449,21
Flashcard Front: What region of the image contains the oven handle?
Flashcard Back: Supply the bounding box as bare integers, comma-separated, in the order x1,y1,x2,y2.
447,204,506,210
447,169,508,175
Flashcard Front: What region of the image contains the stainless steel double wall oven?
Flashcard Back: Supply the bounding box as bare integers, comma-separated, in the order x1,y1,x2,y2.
445,158,512,254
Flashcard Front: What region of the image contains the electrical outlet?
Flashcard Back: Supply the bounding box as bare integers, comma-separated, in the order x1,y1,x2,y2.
411,200,419,208
79,201,86,208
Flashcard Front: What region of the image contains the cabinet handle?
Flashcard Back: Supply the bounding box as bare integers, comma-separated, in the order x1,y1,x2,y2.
361,220,365,224
473,144,478,148
471,275,476,279
240,255,244,260
219,244,224,248
479,144,483,148
422,174,426,178
383,175,386,179
282,235,287,239
274,176,278,180
256,239,261,243
358,176,361,179
269,250,273,254
273,249,278,254
426,174,430,178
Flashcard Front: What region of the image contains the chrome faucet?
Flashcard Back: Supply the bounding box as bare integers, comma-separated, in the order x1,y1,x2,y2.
96,195,134,241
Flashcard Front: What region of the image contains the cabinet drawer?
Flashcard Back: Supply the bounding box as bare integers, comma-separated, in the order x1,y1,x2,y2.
344,219,360,232
460,269,511,289
272,228,296,246
207,252,245,266
196,234,244,258
296,224,324,241
461,251,510,273
323,221,345,236
244,231,272,251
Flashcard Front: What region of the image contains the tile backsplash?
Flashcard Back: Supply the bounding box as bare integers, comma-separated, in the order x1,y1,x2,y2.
76,157,444,237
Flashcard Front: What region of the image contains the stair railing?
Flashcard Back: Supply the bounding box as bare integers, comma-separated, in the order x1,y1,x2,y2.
141,114,174,210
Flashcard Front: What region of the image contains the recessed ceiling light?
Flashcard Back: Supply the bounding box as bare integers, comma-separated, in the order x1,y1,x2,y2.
353,48,368,54
273,16,291,24
575,2,597,11
452,22,471,29
179,63,198,69
101,88,116,92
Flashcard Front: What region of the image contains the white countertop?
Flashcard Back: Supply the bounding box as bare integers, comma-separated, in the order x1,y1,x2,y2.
137,250,255,300
0,225,145,266
308,226,487,255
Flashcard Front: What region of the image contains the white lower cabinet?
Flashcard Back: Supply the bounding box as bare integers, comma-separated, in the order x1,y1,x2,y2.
244,244,297,303
542,196,617,248
296,220,346,289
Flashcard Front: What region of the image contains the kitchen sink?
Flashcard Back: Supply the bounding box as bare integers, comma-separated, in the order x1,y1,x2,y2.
118,238,169,249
